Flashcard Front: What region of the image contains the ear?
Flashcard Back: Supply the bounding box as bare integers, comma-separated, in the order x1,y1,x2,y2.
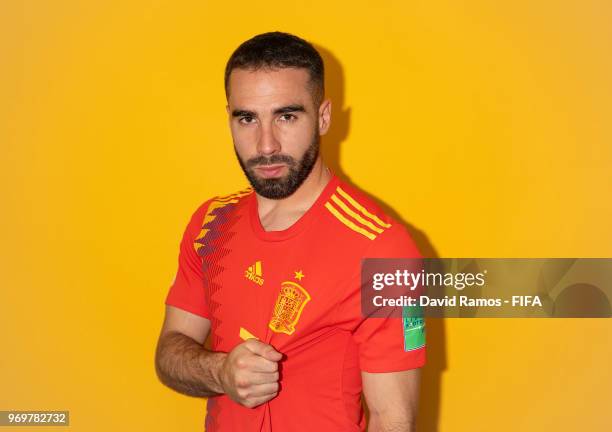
318,99,332,135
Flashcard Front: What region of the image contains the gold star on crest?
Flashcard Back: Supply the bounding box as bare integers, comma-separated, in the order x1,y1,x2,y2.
294,270,305,281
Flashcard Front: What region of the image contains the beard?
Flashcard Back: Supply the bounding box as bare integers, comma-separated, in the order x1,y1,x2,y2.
235,127,320,200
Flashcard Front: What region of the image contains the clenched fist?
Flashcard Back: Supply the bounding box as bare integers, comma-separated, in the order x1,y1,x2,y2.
219,339,283,408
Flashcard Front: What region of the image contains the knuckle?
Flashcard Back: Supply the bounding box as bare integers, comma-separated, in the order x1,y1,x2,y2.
235,357,247,369
235,376,248,388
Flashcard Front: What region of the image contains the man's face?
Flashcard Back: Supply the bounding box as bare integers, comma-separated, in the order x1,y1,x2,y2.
226,67,326,199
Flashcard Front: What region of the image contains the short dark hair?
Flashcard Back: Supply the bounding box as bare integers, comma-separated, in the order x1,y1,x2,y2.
224,31,325,105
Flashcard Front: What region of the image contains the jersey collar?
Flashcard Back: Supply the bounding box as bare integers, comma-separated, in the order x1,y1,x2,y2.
249,169,340,242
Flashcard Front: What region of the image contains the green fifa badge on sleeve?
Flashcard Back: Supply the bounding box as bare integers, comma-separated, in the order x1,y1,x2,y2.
402,305,425,351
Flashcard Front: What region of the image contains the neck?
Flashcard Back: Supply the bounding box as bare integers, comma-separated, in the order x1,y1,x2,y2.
255,158,332,224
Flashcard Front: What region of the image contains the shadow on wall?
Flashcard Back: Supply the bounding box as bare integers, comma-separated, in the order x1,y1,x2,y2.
316,44,446,432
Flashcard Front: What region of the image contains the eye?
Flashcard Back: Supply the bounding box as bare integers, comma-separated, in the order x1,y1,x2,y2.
239,116,255,125
279,113,297,122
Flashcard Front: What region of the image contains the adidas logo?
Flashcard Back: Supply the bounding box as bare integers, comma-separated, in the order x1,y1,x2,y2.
244,261,264,286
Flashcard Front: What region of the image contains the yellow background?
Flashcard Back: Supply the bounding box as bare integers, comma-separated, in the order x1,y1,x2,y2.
1,1,611,431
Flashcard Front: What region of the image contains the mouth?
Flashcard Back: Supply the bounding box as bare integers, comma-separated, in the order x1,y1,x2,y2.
255,164,286,179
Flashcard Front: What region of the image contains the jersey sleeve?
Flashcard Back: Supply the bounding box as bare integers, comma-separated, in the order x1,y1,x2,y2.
164,200,212,319
339,223,426,373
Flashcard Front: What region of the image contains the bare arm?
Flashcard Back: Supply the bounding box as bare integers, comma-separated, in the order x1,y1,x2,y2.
361,368,421,432
155,305,282,406
155,305,226,397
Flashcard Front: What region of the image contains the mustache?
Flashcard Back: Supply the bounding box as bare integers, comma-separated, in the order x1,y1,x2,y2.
246,154,296,168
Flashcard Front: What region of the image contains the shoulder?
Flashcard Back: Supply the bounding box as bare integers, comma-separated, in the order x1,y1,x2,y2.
323,178,421,258
183,186,254,243
191,186,254,219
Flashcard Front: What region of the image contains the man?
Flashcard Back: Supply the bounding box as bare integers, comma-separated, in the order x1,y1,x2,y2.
155,31,425,431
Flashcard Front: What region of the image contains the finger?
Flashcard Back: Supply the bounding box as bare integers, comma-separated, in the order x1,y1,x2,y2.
244,339,283,361
247,381,279,398
242,392,278,409
248,355,280,373
245,371,280,386
261,346,283,362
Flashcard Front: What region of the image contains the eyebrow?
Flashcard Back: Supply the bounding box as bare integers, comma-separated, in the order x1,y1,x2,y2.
231,104,306,118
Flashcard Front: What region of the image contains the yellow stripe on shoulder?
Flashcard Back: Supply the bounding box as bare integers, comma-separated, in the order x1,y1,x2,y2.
335,186,391,229
330,194,384,234
215,187,254,202
324,202,377,240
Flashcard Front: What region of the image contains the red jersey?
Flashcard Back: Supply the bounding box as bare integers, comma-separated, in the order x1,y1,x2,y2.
165,171,425,431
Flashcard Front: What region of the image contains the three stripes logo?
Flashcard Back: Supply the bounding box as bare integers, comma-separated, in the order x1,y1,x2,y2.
245,261,264,286
324,186,391,240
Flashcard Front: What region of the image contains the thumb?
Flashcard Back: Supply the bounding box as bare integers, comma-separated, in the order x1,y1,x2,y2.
245,339,283,361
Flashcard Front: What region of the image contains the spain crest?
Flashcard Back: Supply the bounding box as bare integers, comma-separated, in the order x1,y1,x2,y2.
268,281,311,335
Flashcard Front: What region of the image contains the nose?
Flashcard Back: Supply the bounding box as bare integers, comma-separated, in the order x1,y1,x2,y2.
257,121,281,156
